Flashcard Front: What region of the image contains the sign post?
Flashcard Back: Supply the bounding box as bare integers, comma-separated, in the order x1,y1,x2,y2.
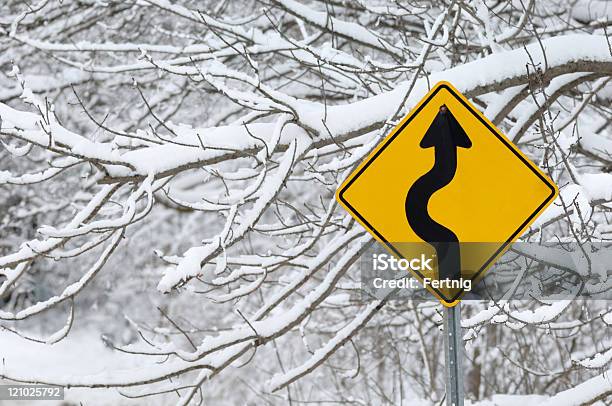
444,303,464,406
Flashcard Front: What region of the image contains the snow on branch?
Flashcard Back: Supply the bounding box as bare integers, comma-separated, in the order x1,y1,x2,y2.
1,0,611,403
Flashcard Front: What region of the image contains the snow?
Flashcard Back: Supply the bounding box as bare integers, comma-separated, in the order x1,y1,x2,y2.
0,160,76,185
299,34,612,143
268,299,383,392
0,71,90,102
579,131,612,162
274,0,400,57
252,227,365,320
538,369,612,406
157,140,302,292
509,301,572,325
0,330,168,405
575,347,612,369
0,231,123,321
464,371,612,405
161,233,371,364
462,304,506,328
0,184,116,272
507,73,591,141
562,183,593,229
14,35,213,54
581,173,612,202
469,394,548,406
2,34,610,184
530,170,612,231
323,293,352,306
572,0,612,23
2,2,611,403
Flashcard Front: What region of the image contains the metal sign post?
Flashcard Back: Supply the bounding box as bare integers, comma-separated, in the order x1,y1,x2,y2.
444,303,464,406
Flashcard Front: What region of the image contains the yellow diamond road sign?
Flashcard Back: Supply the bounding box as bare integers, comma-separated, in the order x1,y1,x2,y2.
336,81,558,306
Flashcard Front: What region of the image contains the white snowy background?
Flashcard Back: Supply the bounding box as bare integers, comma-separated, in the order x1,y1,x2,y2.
0,0,611,404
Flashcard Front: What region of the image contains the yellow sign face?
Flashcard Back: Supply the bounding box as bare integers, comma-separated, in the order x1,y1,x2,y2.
336,81,558,306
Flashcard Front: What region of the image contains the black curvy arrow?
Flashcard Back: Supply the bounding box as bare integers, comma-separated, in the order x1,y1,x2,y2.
405,105,471,281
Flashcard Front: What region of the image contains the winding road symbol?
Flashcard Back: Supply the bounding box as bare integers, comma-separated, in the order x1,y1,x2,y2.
405,105,471,281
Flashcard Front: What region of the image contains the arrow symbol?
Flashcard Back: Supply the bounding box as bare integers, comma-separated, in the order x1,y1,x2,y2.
405,105,472,281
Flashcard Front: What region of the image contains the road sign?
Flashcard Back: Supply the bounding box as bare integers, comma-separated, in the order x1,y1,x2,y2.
336,81,558,305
